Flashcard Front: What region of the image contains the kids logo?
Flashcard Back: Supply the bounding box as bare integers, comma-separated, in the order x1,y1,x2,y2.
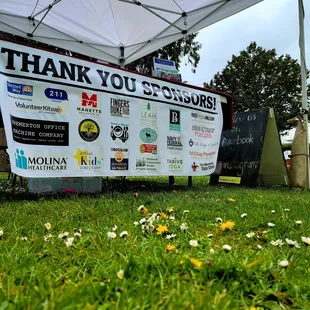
169,109,180,131
73,148,103,170
7,82,33,96
110,123,129,142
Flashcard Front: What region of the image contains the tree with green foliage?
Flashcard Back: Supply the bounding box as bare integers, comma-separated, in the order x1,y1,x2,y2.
126,33,201,75
203,42,310,133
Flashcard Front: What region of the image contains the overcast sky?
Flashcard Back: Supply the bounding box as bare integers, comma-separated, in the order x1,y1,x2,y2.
180,0,310,87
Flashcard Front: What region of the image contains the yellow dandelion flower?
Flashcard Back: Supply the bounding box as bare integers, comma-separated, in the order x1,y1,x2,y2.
220,221,235,231
166,244,176,252
159,212,169,219
156,224,168,235
227,198,236,203
215,198,221,203
179,260,185,265
166,207,174,213
190,258,202,268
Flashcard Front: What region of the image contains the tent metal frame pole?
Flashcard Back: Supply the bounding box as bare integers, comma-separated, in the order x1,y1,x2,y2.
298,0,309,190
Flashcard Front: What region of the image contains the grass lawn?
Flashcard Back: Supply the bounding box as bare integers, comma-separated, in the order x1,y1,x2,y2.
1,176,310,309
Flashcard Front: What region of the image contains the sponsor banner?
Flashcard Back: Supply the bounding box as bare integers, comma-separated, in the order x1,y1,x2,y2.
0,40,223,177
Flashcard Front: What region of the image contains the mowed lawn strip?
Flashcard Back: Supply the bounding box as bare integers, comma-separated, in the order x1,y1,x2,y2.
0,176,310,309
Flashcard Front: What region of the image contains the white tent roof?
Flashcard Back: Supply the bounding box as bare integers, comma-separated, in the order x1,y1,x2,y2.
0,0,262,65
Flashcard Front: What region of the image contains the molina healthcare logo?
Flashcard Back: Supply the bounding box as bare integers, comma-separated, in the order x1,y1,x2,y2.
15,149,28,169
15,149,67,171
7,82,33,96
73,148,103,170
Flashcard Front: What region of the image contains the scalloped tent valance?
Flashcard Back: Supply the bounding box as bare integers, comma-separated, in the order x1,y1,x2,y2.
0,0,262,65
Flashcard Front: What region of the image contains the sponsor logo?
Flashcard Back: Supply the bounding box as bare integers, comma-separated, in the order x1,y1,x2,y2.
200,162,215,171
141,102,157,125
11,115,69,146
110,148,129,170
140,128,157,143
167,157,184,172
45,88,68,101
77,92,101,115
110,98,130,118
169,109,180,131
14,101,63,114
191,162,199,172
191,112,215,122
189,150,216,158
73,148,103,170
188,139,211,149
140,144,157,154
192,125,215,138
78,119,100,142
15,149,67,171
167,136,183,151
136,156,161,171
110,123,129,142
7,82,33,96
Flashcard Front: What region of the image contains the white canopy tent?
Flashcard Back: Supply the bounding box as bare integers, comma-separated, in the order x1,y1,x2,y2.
0,0,262,66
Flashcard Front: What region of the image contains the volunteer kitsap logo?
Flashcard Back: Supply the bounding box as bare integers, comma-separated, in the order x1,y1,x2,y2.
77,92,101,115
73,148,103,170
14,102,63,114
78,119,100,142
15,149,67,171
7,82,33,96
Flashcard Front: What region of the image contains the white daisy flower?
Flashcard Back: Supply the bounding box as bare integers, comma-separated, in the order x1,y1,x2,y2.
189,240,198,247
271,210,276,214
270,239,284,247
117,269,124,279
169,216,175,221
147,213,157,222
0,229,3,237
222,245,232,252
207,234,213,238
120,231,128,238
268,223,275,227
246,232,255,238
241,213,247,219
183,210,189,213
257,245,262,249
20,236,28,241
74,232,81,238
65,237,74,248
279,260,289,267
166,234,177,240
58,232,69,239
134,221,139,226
107,232,117,239
180,223,188,232
301,236,310,245
262,230,268,234
139,218,146,224
285,209,290,212
285,238,300,248
44,234,53,242
209,248,215,254
295,220,302,225
216,217,223,223
112,225,118,232
137,205,145,211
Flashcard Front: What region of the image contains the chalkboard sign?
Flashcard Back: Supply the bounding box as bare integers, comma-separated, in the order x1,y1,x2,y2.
210,108,269,187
